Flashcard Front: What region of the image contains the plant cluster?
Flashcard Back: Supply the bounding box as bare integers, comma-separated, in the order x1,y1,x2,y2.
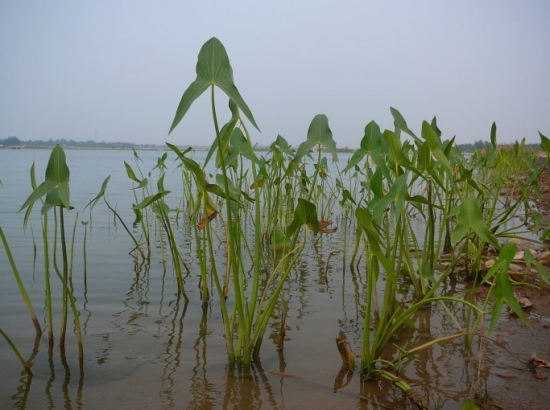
3,37,550,409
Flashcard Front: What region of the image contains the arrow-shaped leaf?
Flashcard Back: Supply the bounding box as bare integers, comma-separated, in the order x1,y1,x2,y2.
286,198,319,237
451,198,499,249
169,37,259,135
20,145,71,215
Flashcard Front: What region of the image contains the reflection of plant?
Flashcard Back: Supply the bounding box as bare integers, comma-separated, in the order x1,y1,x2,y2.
3,35,549,408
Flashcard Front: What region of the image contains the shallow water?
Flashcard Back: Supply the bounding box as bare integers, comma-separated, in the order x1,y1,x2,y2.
0,148,533,409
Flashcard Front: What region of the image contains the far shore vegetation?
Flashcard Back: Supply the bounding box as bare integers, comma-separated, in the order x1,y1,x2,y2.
0,135,544,153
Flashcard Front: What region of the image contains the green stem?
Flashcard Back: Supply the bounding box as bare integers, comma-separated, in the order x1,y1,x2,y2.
210,85,248,365
251,227,306,356
104,199,146,260
0,327,33,375
52,253,85,365
0,226,42,336
59,207,69,348
42,214,54,344
241,120,263,358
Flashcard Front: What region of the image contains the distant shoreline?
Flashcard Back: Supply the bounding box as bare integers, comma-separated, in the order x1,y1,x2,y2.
0,138,543,155
0,145,359,153
0,145,194,151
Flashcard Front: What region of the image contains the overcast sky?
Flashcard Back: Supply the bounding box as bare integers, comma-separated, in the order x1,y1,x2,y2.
1,1,549,148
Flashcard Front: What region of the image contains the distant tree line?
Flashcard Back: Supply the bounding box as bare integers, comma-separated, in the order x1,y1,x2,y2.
455,139,542,152
1,135,543,153
456,139,492,152
0,136,164,149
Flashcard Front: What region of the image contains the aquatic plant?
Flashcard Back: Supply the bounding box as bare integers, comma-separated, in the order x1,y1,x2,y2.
19,145,84,365
124,149,155,258
0,327,33,374
344,116,454,298
167,37,336,366
3,35,549,409
131,154,190,298
345,114,546,406
0,225,41,335
159,40,550,404
86,174,147,261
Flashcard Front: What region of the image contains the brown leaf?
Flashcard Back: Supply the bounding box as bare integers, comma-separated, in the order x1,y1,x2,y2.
529,352,550,368
250,178,264,190
537,254,550,266
335,336,355,369
197,210,218,230
307,220,337,234
514,293,533,309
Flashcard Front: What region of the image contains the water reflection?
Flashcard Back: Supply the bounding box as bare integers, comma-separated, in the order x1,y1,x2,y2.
9,335,86,410
158,295,187,408
4,242,514,408
222,363,280,410
10,335,39,409
2,149,543,409
188,303,219,409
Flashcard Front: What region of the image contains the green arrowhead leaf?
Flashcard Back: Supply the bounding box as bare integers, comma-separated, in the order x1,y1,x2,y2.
85,175,112,210
390,107,419,142
490,122,497,148
133,191,171,210
20,181,56,213
167,143,208,190
169,37,259,135
296,114,337,158
20,145,71,214
306,114,338,161
225,127,257,165
430,116,442,138
451,198,499,249
124,162,141,183
421,121,452,174
271,134,294,157
539,131,550,154
482,242,530,333
286,198,319,237
45,145,70,186
384,129,410,173
342,120,382,173
371,173,408,220
286,114,337,176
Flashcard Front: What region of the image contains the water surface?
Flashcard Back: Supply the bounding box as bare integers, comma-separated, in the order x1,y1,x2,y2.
0,148,516,409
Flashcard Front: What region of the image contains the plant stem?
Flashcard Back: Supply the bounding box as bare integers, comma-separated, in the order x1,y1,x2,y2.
59,207,69,348
0,327,33,375
0,226,42,336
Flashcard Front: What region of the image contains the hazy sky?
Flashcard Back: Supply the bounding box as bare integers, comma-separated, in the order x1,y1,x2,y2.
1,1,549,148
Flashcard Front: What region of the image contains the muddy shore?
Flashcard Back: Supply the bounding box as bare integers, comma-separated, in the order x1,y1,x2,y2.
478,167,550,409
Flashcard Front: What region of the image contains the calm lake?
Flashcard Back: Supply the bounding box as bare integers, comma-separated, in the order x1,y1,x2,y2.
0,148,519,409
